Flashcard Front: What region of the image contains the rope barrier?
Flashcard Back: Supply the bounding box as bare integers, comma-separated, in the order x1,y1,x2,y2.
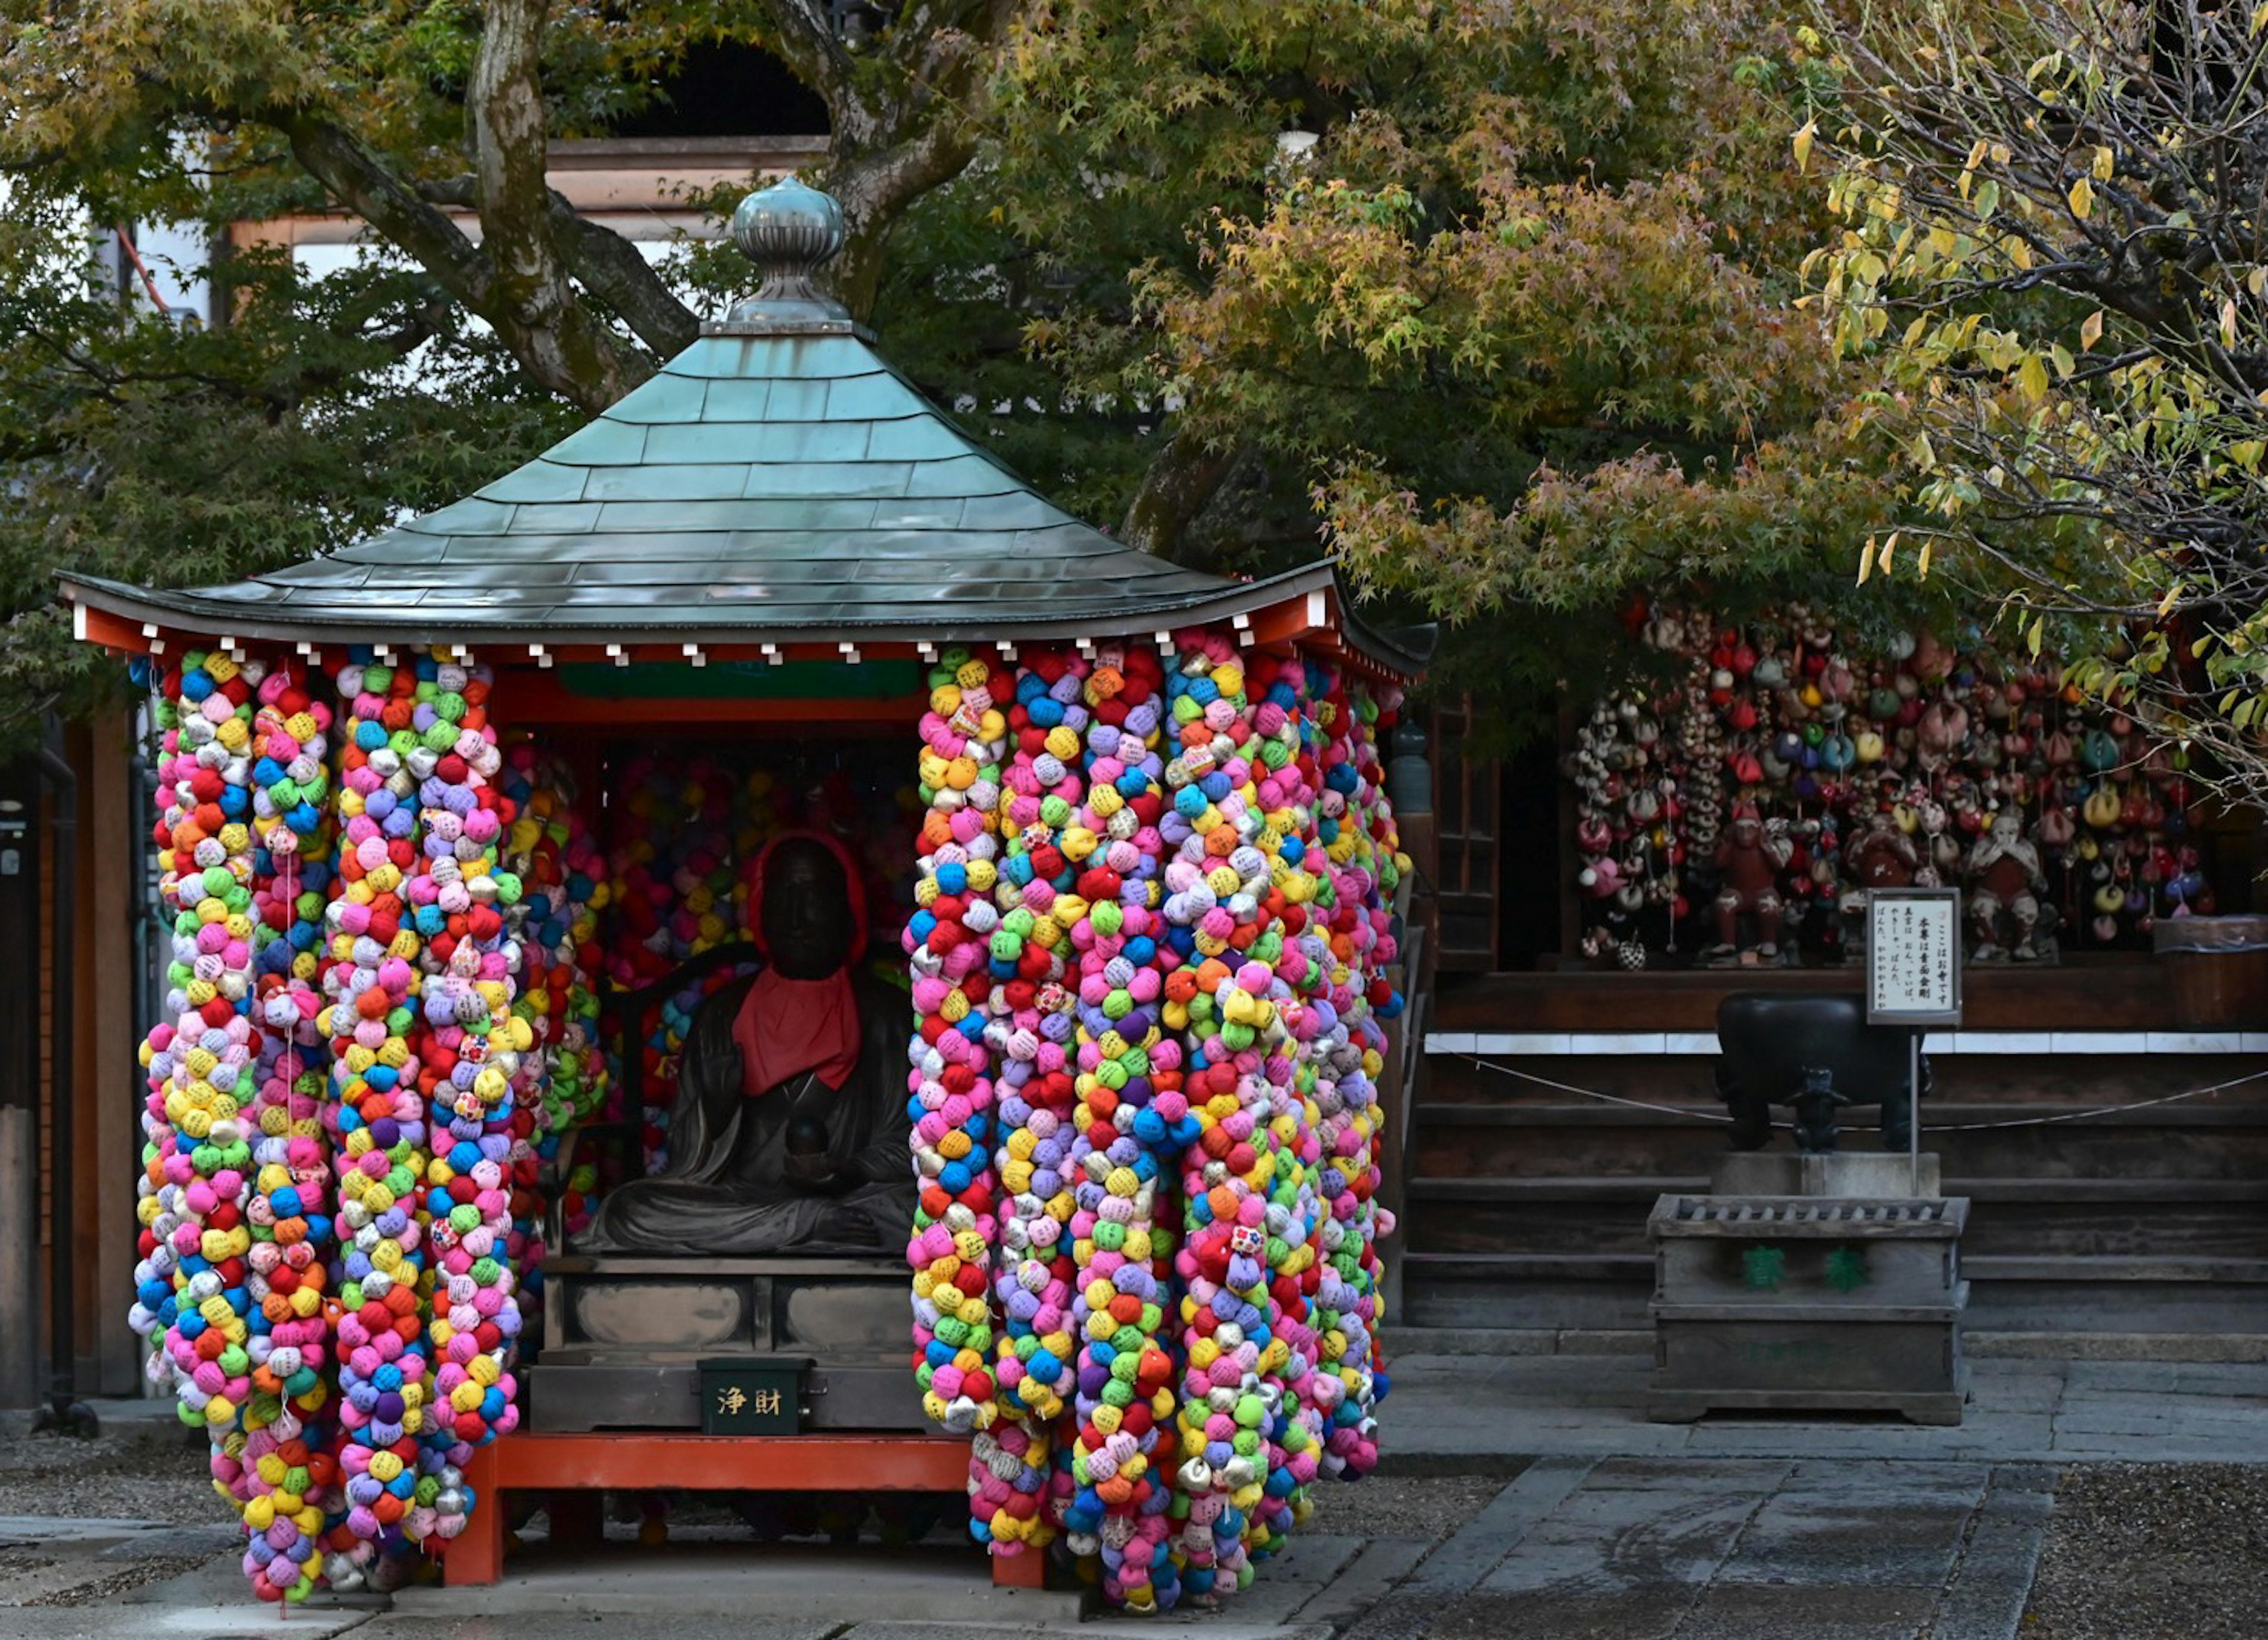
1461,1056,1736,1121
1456,1053,2268,1133
1926,1066,2268,1128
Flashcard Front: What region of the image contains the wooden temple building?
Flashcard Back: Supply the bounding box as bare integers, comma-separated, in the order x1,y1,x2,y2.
1400,679,2268,1353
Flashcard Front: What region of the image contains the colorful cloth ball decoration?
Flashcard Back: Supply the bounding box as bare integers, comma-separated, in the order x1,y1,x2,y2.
395,656,523,1548
229,670,339,1602
605,757,749,1170
1301,672,1398,1485
1051,643,1182,1613
318,652,444,1589
905,647,1013,1446
132,650,266,1457
1161,634,1317,1596
895,628,1407,1612
972,652,1091,1562
118,618,1402,1613
500,747,612,1254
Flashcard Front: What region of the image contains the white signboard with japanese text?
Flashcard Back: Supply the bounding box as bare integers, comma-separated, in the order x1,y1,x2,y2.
1867,888,1963,1027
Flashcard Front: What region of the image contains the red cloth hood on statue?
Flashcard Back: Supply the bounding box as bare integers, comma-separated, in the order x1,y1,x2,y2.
731,830,869,1097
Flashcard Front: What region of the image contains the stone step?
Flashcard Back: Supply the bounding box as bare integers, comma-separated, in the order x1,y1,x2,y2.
1379,1324,2268,1362
1413,1101,2268,1126
1400,1251,2268,1283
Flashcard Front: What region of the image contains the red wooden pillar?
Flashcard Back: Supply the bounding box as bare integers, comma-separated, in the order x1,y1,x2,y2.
446,1440,507,1585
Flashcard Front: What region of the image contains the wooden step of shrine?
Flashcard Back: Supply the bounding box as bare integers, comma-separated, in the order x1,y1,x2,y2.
1405,1175,2268,1257
1429,960,2179,1035
1411,1104,2268,1181
1397,1251,2268,1335
1399,980,2268,1344
1422,1052,2268,1106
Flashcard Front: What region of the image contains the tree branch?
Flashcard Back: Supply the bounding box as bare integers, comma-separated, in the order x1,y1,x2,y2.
548,191,699,357
753,0,869,141
816,0,1026,318
279,112,497,312
464,0,652,412
416,169,698,359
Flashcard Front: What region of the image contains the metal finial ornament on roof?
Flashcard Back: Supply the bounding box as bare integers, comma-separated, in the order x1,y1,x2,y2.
728,175,849,323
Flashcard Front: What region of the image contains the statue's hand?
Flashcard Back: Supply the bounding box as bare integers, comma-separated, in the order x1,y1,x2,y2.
784,1152,841,1192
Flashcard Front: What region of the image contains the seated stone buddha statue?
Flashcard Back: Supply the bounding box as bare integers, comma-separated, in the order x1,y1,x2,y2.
576,832,913,1256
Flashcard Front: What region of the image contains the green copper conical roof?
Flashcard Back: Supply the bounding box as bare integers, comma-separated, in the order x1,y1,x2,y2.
63,178,1422,677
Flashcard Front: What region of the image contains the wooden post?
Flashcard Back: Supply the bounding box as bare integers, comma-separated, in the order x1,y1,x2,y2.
78,714,138,1394
447,1441,507,1586
991,1548,1048,1589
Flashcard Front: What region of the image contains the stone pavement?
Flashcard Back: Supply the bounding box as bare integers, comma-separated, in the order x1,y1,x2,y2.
4,1353,2263,1640
1337,1457,2050,1640
1382,1352,2268,1464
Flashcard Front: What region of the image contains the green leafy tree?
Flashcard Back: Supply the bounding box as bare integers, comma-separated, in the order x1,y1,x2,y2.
0,221,579,738
3,0,1903,751
944,0,1912,736
0,0,1016,747
1807,0,2268,809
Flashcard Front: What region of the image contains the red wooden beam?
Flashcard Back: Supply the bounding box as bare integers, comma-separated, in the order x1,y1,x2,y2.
481,1432,970,1492
74,605,155,655
443,1433,1028,1590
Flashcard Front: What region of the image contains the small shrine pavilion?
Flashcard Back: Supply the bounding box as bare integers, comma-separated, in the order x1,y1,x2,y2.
65,177,1422,1615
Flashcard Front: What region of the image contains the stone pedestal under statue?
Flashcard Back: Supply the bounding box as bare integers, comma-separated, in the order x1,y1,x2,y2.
529,1254,920,1432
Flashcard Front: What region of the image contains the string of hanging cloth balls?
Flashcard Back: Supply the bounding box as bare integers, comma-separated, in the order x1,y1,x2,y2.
126,620,1408,1613
1568,604,2215,969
